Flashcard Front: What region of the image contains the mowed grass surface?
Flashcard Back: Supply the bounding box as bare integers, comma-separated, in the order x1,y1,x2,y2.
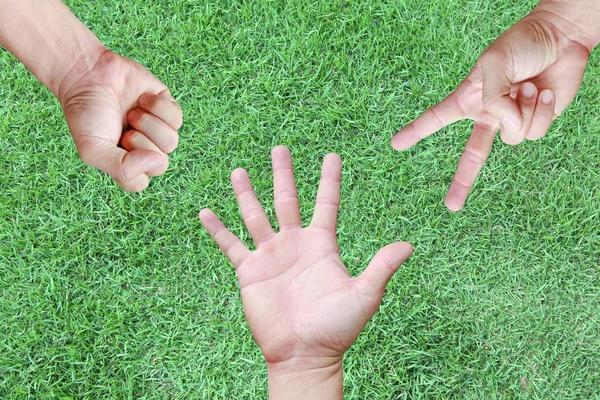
1,0,599,398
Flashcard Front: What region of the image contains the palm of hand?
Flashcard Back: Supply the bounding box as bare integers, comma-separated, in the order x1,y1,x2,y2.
392,14,590,211
239,227,374,363
59,50,182,191
200,147,413,365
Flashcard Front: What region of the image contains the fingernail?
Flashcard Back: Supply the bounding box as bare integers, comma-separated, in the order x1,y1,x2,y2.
522,83,535,98
541,90,554,104
501,116,520,132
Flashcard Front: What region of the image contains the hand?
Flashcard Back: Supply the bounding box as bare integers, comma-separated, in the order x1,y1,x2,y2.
391,10,592,211
59,49,183,192
199,146,413,399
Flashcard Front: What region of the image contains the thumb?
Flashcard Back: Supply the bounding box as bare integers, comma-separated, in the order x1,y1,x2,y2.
357,242,414,296
480,50,523,145
76,136,164,182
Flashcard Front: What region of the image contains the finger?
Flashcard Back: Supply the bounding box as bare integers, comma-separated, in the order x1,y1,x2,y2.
114,173,150,193
199,209,251,269
310,153,342,232
480,51,523,144
127,108,179,154
272,146,301,230
138,91,183,131
444,121,498,212
357,242,414,296
231,168,275,246
514,82,538,144
159,88,177,103
76,136,163,184
120,129,169,177
391,91,465,150
526,89,556,141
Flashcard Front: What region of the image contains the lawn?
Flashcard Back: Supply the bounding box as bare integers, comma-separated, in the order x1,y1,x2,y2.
1,0,599,398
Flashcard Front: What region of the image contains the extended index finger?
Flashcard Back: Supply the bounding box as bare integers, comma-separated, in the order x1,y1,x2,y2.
392,91,465,151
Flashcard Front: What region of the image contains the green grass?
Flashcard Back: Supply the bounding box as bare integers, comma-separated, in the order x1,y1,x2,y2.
1,0,599,398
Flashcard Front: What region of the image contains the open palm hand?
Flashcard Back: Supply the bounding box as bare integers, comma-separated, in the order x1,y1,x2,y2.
200,146,413,367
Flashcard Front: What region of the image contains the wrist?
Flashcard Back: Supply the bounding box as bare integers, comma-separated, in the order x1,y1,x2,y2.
267,356,343,400
534,0,600,51
0,0,105,98
55,44,108,104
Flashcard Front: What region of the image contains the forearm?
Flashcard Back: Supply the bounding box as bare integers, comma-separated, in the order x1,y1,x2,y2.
267,358,343,400
534,0,600,51
0,0,105,99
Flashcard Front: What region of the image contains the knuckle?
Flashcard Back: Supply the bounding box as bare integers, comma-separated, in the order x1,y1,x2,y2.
148,153,169,176
481,89,498,108
142,94,157,110
256,232,275,244
111,166,136,182
428,108,446,130
274,190,298,201
221,238,239,254
127,179,149,193
316,197,340,207
243,207,266,222
160,152,170,169
480,45,507,66
462,148,487,166
450,176,473,190
120,130,139,149
125,129,141,141
321,173,341,184
146,97,163,116
161,134,179,154
144,95,183,130
128,109,148,128
172,112,184,130
374,254,396,274
157,102,183,130
499,131,523,146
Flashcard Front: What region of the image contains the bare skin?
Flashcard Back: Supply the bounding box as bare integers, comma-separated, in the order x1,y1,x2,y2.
0,0,182,191
200,146,413,399
392,0,600,211
60,49,182,191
